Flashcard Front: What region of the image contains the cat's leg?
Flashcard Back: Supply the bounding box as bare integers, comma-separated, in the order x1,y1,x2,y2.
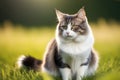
76,66,88,80
59,68,71,80
54,50,72,80
55,57,72,80
75,57,90,80
76,49,99,80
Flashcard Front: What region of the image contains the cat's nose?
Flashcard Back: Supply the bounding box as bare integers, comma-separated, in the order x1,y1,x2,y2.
66,32,69,35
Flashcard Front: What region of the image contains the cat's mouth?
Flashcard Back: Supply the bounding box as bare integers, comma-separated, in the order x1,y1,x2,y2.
64,35,75,40
66,35,72,37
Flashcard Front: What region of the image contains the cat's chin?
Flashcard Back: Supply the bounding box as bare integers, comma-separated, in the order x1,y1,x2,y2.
58,37,74,43
63,36,76,41
65,37,74,40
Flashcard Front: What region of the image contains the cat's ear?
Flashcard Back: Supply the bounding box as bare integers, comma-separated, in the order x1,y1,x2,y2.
55,9,65,22
77,7,86,20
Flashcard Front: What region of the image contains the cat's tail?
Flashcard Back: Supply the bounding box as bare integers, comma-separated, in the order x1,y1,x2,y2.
16,55,42,71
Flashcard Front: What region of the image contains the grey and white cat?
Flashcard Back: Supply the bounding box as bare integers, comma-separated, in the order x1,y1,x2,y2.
17,7,99,80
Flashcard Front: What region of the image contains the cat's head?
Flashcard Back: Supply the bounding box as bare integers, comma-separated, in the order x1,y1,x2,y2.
56,7,91,42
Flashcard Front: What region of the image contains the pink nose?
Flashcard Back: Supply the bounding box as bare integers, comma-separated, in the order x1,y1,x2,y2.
66,32,69,35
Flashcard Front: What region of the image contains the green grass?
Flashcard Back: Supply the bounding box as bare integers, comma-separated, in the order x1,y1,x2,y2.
0,21,120,80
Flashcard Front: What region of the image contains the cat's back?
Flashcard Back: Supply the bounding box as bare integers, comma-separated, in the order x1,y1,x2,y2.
42,38,59,76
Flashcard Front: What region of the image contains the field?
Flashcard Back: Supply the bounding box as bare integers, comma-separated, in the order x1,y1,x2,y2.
0,20,120,80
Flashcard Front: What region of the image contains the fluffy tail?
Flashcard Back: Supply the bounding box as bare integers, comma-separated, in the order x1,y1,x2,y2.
17,55,42,71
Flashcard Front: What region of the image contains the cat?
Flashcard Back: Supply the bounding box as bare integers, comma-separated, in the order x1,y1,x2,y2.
17,7,99,80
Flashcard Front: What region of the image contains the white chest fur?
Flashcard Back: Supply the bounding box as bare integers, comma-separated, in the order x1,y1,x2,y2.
59,41,91,55
56,32,94,71
57,33,94,55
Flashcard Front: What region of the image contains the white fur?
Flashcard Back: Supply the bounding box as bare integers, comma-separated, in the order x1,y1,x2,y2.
55,19,96,79
62,23,77,40
76,65,88,80
56,20,94,55
59,68,71,80
16,55,26,68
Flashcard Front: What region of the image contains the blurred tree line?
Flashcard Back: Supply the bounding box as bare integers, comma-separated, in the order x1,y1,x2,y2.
0,0,120,26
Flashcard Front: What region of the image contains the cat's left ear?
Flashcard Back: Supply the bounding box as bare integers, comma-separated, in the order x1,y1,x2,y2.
55,9,65,22
77,7,86,20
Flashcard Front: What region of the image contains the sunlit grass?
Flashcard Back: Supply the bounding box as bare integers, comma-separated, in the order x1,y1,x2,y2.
0,20,120,80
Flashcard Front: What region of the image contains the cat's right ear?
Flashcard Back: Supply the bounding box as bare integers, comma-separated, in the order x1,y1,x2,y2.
55,9,65,22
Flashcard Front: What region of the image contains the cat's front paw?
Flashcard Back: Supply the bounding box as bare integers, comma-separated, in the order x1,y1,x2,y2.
76,76,82,80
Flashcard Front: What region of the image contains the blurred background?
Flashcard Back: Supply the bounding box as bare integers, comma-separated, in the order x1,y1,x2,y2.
0,0,120,80
0,0,120,26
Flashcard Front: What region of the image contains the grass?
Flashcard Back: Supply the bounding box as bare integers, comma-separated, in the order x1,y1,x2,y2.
0,20,120,80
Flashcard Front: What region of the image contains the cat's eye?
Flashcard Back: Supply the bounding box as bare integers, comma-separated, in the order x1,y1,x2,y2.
61,25,67,29
71,26,79,31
